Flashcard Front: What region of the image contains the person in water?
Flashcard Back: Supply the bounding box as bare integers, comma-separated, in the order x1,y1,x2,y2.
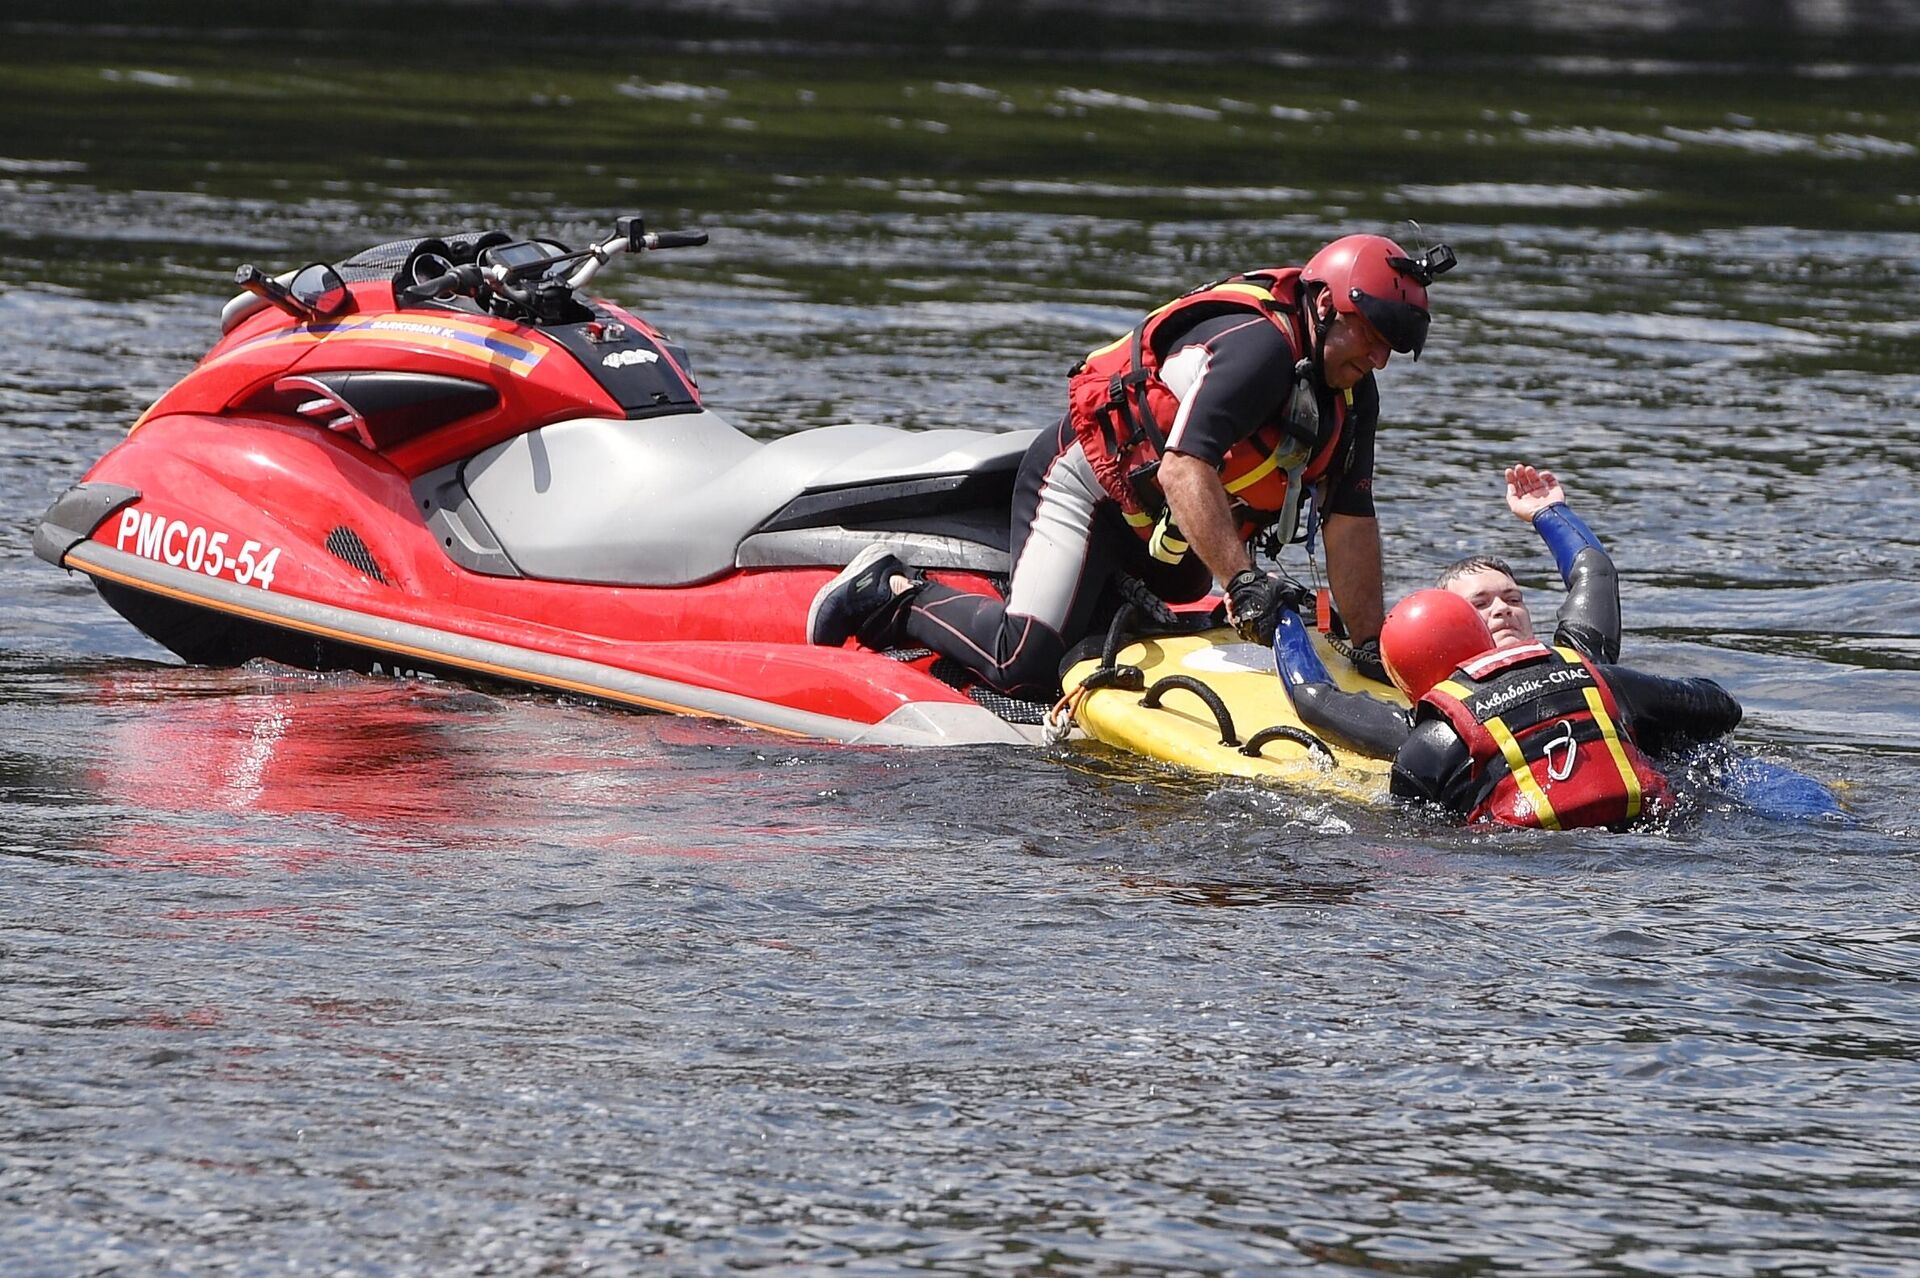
806,233,1456,698
1274,464,1744,830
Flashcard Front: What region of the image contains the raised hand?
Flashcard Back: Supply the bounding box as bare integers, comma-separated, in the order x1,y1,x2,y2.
1505,463,1566,522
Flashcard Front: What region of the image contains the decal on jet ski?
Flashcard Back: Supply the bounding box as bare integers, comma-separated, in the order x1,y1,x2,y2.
601,348,659,369
211,316,550,378
114,508,283,589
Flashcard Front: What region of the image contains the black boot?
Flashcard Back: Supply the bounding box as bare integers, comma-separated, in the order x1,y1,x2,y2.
806,544,911,647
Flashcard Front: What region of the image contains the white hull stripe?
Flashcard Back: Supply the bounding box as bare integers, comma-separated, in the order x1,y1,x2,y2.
62,541,1034,748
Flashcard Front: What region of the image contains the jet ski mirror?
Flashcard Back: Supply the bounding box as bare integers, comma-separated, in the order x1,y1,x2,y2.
289,263,351,319
234,262,346,324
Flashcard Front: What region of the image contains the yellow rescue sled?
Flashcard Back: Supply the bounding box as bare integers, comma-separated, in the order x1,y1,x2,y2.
1060,626,1407,803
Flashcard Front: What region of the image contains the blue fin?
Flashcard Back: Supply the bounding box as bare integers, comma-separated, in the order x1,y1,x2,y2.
1715,752,1847,823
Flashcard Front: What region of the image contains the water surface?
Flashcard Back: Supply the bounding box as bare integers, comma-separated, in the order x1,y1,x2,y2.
2,24,1917,1276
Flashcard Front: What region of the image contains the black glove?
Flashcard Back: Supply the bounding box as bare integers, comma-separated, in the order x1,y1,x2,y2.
1348,636,1386,683
1226,569,1282,645
1274,573,1313,614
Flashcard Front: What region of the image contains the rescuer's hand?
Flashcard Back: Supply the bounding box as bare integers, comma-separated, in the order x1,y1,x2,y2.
1226,569,1283,645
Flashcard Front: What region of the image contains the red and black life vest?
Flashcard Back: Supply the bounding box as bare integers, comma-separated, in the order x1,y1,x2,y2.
1066,267,1350,547
1417,643,1672,831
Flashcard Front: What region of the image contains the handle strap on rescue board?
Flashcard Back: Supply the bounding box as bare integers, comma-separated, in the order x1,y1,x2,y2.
1134,675,1341,766
1049,574,1342,770
1140,675,1240,746
1241,725,1336,766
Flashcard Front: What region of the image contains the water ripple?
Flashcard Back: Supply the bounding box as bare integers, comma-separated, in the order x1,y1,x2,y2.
2,38,1918,1276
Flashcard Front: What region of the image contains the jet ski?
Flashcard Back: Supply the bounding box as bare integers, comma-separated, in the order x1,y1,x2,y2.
35,216,1053,745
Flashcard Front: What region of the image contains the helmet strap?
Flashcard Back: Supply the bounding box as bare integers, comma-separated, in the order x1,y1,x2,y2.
1301,285,1334,378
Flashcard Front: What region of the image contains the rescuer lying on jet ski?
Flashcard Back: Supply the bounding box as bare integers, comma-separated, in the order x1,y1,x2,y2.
806,233,1457,698
1272,464,1743,829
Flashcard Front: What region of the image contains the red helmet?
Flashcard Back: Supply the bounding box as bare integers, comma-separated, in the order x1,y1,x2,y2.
1380,588,1494,700
1301,233,1449,358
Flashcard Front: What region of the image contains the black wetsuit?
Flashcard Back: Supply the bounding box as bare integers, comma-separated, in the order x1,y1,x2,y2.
1277,510,1742,818
895,311,1378,699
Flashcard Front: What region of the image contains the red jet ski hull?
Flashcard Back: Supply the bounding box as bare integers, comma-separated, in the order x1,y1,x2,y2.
44,414,1037,746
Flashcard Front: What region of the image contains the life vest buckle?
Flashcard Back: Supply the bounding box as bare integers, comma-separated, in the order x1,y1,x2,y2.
1282,377,1320,447
1125,459,1163,517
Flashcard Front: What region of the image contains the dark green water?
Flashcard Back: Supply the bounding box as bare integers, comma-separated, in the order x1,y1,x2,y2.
2,19,1918,1277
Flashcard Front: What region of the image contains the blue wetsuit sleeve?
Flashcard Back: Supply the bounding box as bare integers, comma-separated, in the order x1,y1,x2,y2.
1528,498,1605,583
1533,501,1605,586
1540,501,1621,663
1274,608,1334,686
1273,610,1412,759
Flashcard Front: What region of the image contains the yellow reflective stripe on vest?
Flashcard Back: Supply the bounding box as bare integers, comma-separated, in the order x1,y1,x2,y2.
1581,685,1643,821
1223,438,1289,495
1123,508,1154,527
1213,282,1279,304
1485,715,1562,831
1221,348,1337,500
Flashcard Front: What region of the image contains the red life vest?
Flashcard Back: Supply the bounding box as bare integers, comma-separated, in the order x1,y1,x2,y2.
1417,642,1672,831
1066,268,1350,546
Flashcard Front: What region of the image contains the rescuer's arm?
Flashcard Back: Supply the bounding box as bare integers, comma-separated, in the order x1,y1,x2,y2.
1320,511,1385,647
1318,386,1385,648
1160,450,1255,586
1156,319,1298,602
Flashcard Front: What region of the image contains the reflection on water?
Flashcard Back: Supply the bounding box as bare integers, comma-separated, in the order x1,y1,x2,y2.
1,22,1917,1278
82,670,523,867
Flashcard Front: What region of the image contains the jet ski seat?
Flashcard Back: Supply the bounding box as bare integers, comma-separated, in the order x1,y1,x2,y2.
447,408,1035,586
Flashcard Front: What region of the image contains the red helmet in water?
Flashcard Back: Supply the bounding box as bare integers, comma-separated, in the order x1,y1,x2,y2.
1302,233,1453,359
1380,588,1494,700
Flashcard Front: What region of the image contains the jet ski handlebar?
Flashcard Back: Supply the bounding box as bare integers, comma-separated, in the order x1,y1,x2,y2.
396,215,709,310
400,261,486,304
563,217,710,291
